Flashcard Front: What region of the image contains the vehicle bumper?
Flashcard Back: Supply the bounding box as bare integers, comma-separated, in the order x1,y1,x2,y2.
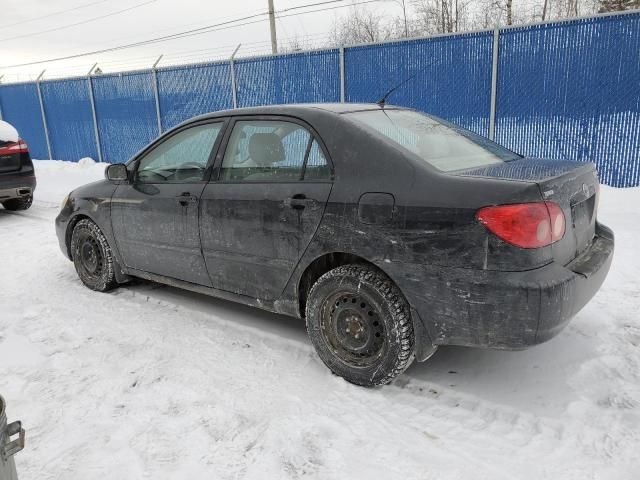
0,174,36,201
395,222,614,349
55,211,71,260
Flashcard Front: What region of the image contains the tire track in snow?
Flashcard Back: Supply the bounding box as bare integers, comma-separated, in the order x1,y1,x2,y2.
0,203,57,222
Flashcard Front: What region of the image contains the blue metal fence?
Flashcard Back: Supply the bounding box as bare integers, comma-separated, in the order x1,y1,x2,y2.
235,50,341,107
495,13,640,187
91,72,159,165
0,11,638,187
157,62,233,131
345,32,493,136
40,78,98,161
0,83,48,159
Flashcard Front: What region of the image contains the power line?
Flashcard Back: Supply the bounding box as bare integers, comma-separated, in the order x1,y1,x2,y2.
4,0,111,28
0,0,389,70
0,33,333,82
99,33,333,68
279,0,351,13
0,12,270,69
0,0,159,42
75,5,274,51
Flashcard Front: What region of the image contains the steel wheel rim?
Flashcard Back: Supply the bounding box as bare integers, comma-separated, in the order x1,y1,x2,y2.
76,233,103,279
320,291,386,367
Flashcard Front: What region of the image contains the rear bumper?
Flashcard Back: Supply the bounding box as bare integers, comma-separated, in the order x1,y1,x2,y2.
397,223,614,349
0,174,36,201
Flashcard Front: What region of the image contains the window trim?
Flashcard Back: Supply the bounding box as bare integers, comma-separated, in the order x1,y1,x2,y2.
128,118,229,185
211,114,334,184
299,136,314,180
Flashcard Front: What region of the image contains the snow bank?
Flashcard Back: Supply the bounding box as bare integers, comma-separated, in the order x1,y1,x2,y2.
0,119,19,142
32,159,109,205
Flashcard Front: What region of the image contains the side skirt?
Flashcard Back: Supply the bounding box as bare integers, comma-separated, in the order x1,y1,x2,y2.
123,268,299,318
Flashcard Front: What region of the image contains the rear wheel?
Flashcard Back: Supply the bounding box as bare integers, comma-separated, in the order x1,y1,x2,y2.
305,264,415,387
2,195,33,211
70,219,118,292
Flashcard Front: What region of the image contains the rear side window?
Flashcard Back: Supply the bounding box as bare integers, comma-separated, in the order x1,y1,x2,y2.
347,110,520,172
305,140,331,180
220,120,330,182
136,123,222,183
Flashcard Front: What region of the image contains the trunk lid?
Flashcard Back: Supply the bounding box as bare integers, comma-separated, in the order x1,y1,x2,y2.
457,158,599,265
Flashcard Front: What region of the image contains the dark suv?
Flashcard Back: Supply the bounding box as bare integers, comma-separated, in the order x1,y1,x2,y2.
0,121,36,211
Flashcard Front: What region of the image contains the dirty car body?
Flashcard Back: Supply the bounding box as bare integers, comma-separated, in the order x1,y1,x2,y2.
55,103,614,384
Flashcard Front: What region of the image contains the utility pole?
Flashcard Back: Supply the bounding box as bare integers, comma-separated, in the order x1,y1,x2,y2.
268,0,278,54
401,0,408,37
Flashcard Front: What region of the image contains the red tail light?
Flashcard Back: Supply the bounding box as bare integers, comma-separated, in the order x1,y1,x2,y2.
0,139,29,155
476,202,565,249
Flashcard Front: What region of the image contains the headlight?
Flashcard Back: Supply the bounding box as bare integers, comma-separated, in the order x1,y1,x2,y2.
60,194,69,211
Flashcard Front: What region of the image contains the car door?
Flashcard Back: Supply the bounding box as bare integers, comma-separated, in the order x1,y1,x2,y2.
199,116,333,300
111,121,225,286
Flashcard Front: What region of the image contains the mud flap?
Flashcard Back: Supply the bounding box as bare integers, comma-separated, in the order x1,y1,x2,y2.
411,308,438,362
113,258,131,284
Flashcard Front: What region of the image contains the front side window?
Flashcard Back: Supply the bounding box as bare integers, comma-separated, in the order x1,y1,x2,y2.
136,123,222,183
346,109,521,172
221,120,330,182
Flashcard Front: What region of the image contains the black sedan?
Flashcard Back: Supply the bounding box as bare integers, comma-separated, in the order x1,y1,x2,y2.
55,103,614,387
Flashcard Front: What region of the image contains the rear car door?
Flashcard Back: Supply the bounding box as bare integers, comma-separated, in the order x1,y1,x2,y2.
200,116,333,299
111,121,225,286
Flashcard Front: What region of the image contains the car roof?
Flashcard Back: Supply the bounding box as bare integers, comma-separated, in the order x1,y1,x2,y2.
190,103,406,122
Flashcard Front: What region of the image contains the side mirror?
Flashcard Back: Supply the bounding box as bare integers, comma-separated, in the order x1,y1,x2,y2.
105,164,128,182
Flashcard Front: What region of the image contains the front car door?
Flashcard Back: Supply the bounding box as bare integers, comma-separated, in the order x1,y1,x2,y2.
200,116,333,300
111,121,225,286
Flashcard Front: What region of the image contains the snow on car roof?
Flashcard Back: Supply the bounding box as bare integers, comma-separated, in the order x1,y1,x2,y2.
0,120,19,142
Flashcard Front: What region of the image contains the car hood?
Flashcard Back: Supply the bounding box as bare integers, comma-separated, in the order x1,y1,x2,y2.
453,158,593,183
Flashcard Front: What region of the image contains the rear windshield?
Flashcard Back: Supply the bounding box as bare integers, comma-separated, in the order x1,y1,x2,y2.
346,109,521,172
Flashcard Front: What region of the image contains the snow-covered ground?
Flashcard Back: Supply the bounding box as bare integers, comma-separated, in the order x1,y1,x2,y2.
1,160,639,479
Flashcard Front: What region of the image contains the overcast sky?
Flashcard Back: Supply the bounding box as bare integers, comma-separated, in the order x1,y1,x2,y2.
0,0,401,82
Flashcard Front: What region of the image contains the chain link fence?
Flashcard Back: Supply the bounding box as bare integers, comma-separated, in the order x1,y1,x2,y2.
0,11,638,186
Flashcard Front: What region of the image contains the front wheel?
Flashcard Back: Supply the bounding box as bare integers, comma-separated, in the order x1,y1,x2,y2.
2,195,33,211
70,219,118,292
305,264,415,387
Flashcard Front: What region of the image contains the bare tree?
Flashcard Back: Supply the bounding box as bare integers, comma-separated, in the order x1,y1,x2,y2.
280,35,321,53
330,7,394,45
598,0,639,11
542,0,549,22
412,0,472,34
506,0,513,24
329,0,621,49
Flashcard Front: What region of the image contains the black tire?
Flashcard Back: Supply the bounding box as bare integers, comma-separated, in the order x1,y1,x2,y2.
2,195,33,211
70,219,118,292
305,264,415,387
